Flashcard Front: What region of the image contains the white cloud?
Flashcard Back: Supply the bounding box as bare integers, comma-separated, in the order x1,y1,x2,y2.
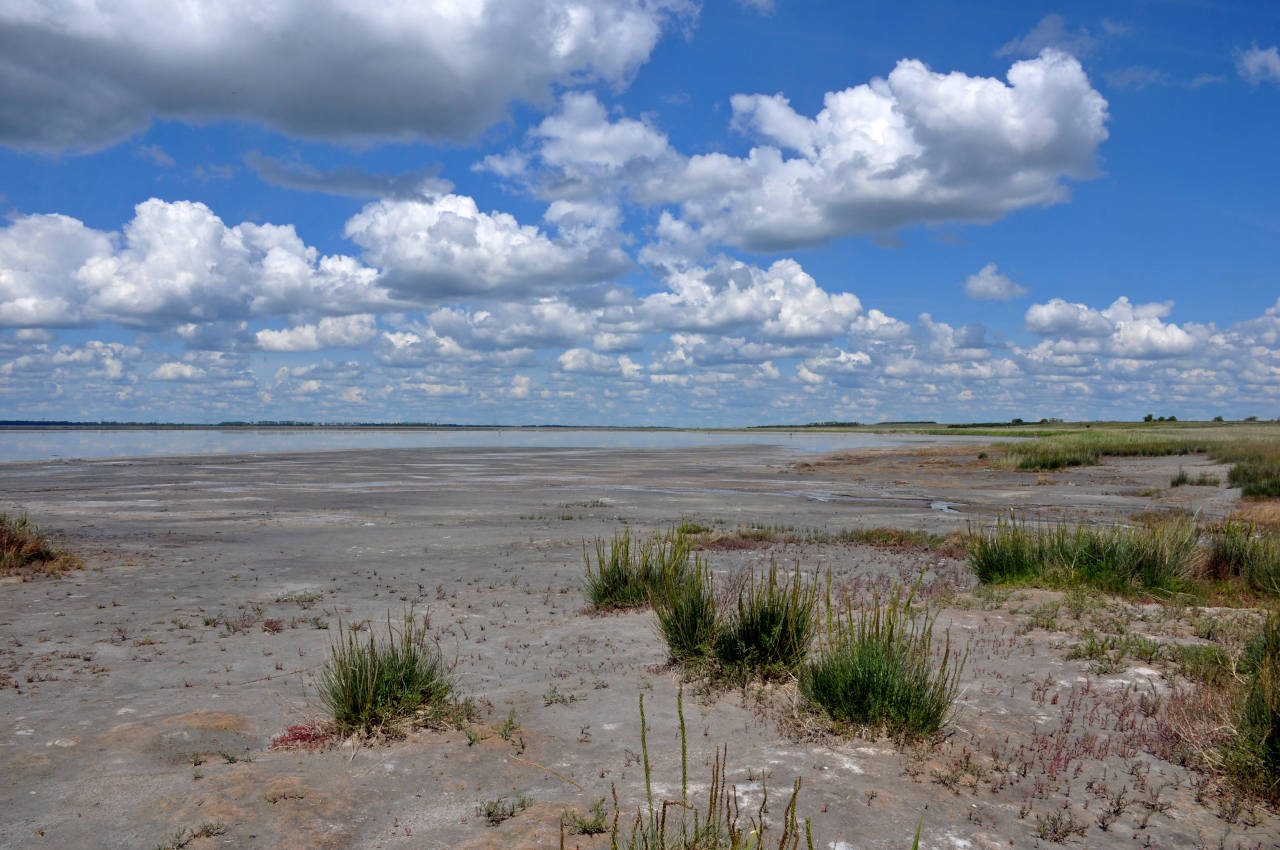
150,362,207,381
511,52,1108,252
345,193,631,300
1025,296,1200,358
963,263,1027,301
255,315,379,352
0,200,388,330
1236,44,1280,86
640,258,863,339
0,0,694,151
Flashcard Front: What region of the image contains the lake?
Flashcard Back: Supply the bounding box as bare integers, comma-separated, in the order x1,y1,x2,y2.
0,427,1007,463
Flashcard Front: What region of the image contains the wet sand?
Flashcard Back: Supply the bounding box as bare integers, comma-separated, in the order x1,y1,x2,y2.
0,442,1269,849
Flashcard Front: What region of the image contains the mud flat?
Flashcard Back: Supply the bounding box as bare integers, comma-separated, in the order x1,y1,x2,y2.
0,442,1270,848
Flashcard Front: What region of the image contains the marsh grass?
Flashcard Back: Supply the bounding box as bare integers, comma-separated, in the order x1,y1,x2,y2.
604,689,815,850
0,512,82,578
1006,431,1216,471
584,528,691,610
713,561,819,678
1001,428,1280,501
967,515,1199,597
1237,611,1280,798
1206,522,1280,593
800,584,964,739
652,556,718,664
1216,441,1280,498
319,611,456,735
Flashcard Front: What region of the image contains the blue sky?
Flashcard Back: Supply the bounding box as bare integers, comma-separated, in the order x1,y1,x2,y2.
1,1,1278,426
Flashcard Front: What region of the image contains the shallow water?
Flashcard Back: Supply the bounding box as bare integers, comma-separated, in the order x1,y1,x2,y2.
0,427,1007,463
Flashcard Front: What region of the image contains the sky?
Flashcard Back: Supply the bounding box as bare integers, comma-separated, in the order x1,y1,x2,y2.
1,1,1278,426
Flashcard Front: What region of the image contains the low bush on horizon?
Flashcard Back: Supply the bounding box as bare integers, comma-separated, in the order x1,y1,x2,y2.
584,527,691,610
967,515,1200,597
0,512,82,578
800,583,965,740
319,610,457,735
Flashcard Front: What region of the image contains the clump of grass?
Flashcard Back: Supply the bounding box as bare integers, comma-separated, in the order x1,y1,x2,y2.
563,798,609,835
652,556,718,664
479,794,531,826
318,610,455,735
1171,468,1221,487
1205,522,1280,593
1236,611,1280,799
584,528,691,610
0,512,82,578
967,515,1199,596
800,584,964,739
713,561,818,677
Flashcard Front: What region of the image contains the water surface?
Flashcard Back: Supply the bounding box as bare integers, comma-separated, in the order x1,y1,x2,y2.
0,427,1008,463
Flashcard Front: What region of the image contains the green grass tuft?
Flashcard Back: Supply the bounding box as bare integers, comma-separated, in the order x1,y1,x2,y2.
652,555,718,664
319,611,455,735
713,560,818,677
801,584,964,739
584,527,691,610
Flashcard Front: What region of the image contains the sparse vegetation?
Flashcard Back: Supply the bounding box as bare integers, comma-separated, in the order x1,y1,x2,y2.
1,512,82,578
606,690,815,849
478,794,531,826
318,610,456,735
562,798,609,836
801,583,964,739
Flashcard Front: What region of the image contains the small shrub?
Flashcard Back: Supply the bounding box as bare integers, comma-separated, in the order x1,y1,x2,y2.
652,556,718,664
584,528,691,610
801,584,964,739
318,611,455,735
713,561,818,677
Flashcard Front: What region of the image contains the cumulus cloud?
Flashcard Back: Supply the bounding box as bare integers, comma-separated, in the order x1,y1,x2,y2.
1236,44,1280,86
963,263,1027,301
0,200,388,329
150,362,207,381
508,52,1108,252
255,315,379,352
0,0,694,151
1025,296,1200,358
639,258,863,339
345,193,632,300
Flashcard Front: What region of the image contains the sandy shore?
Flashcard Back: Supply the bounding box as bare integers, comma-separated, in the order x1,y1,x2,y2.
0,442,1269,849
